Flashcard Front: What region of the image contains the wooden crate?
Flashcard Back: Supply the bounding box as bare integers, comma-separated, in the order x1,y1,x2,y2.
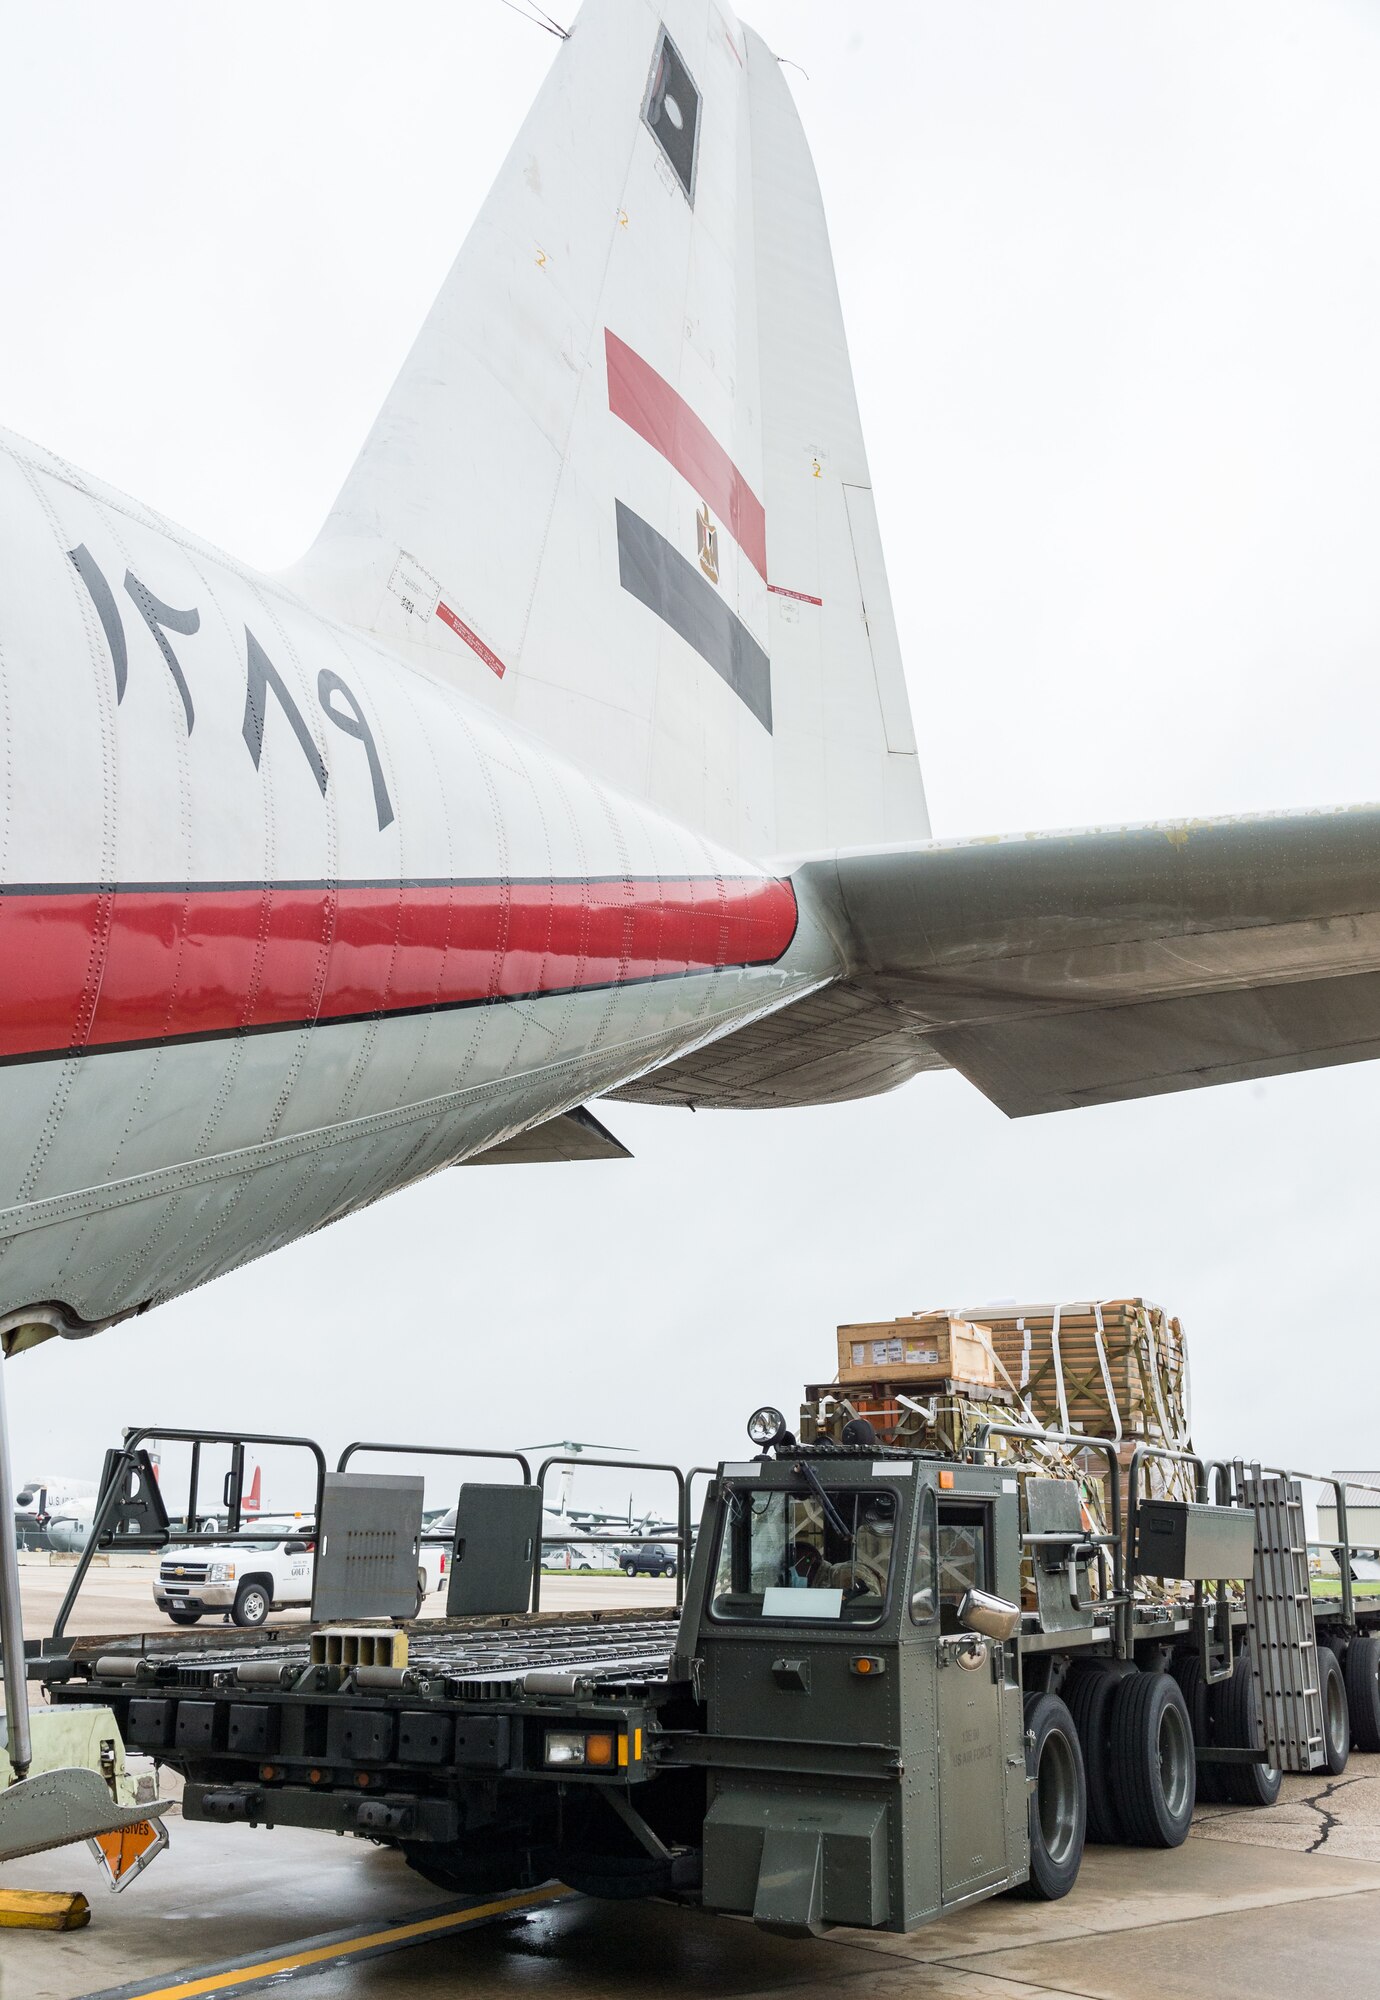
963,1298,1189,1448
836,1314,997,1389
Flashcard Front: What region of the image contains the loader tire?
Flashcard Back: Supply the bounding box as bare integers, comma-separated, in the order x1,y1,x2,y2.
1210,1649,1282,1807
1062,1663,1123,1843
1109,1669,1195,1847
1318,1646,1350,1775
1344,1634,1380,1750
1015,1692,1086,1900
1169,1652,1221,1805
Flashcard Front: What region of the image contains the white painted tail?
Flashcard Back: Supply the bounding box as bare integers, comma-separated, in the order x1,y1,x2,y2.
289,0,927,860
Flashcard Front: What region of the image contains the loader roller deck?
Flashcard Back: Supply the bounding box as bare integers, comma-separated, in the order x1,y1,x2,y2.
66,1608,683,1700
60,1598,1229,1694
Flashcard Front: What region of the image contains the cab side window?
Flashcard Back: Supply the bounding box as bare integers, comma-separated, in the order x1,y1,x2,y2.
937,1503,991,1634
909,1485,938,1623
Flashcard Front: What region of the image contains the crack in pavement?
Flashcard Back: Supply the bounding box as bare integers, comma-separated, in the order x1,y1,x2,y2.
1291,1772,1367,1852
1194,1771,1373,1845
1196,1770,1379,1852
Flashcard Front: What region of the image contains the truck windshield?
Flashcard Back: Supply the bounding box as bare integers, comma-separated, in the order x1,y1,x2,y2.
710,1485,897,1624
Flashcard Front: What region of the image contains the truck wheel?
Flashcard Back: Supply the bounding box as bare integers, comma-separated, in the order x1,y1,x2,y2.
168,1608,202,1626
1210,1649,1282,1807
232,1579,271,1628
1016,1692,1086,1900
1169,1652,1221,1805
1344,1634,1380,1750
1062,1663,1123,1843
1109,1670,1195,1847
414,1571,426,1618
622,1560,637,1578
1318,1647,1350,1775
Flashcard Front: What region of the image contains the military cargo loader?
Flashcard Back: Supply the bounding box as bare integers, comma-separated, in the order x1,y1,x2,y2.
19,1404,1380,1939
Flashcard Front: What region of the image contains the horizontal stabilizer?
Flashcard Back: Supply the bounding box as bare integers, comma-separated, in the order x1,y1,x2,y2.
464,1106,630,1165
618,805,1380,1114
803,807,1380,1115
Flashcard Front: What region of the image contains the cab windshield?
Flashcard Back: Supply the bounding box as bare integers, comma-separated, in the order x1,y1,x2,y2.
710,1483,897,1624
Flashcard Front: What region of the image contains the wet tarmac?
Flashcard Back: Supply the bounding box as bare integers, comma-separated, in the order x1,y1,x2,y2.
5,1761,1380,2000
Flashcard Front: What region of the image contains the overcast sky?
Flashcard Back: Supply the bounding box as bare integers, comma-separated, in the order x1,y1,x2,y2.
4,1,1380,1515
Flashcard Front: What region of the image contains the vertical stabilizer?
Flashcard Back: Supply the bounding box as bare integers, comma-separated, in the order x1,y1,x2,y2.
289,1,928,858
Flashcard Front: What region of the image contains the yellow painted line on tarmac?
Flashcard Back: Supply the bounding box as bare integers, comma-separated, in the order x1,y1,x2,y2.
80,1883,570,2000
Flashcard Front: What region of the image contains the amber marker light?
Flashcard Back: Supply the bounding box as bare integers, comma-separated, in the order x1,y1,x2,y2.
939,1470,955,1490
585,1733,616,1768
849,1656,885,1677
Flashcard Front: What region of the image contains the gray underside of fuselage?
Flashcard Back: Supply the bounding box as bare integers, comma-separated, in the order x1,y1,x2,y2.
0,962,828,1343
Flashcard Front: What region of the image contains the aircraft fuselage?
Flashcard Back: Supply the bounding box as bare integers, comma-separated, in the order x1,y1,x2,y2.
0,433,834,1348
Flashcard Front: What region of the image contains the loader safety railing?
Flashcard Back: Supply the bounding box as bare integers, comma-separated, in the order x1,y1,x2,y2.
531,1455,689,1612
1124,1440,1232,1681
1240,1463,1380,1635
47,1426,329,1644
969,1423,1243,1672
968,1420,1129,1642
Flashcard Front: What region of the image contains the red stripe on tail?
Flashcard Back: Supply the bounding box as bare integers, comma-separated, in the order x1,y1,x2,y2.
605,329,768,581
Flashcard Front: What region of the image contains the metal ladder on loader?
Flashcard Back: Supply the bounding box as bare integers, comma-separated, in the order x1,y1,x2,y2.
1235,1465,1326,1773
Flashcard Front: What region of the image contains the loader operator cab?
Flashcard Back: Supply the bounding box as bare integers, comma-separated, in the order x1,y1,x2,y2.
694,1447,1028,1935
710,1481,898,1622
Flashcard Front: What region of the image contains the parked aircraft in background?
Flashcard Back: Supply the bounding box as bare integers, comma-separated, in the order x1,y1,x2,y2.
37,1465,267,1555
4,0,1380,1365
13,1476,96,1549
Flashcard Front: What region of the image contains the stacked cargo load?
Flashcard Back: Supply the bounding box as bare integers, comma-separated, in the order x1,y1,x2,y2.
962,1297,1197,1550
962,1298,1190,1457
801,1300,1189,1457
799,1298,1197,1606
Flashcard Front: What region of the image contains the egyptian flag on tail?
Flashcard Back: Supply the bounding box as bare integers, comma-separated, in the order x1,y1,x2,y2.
605,328,772,734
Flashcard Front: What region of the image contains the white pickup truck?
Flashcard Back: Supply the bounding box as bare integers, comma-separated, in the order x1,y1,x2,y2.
153,1534,447,1628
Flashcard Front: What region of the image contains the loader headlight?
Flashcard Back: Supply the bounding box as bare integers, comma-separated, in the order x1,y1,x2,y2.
747,1406,787,1449
544,1731,616,1769
207,1563,236,1583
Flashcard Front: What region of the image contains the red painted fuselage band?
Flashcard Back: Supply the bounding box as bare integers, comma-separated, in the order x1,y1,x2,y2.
0,876,799,1064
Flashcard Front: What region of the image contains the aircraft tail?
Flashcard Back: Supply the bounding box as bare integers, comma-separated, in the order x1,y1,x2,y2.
244,1466,261,1517
288,0,927,860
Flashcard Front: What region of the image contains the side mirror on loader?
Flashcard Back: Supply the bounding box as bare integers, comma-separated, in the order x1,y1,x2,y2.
957,1587,1022,1642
